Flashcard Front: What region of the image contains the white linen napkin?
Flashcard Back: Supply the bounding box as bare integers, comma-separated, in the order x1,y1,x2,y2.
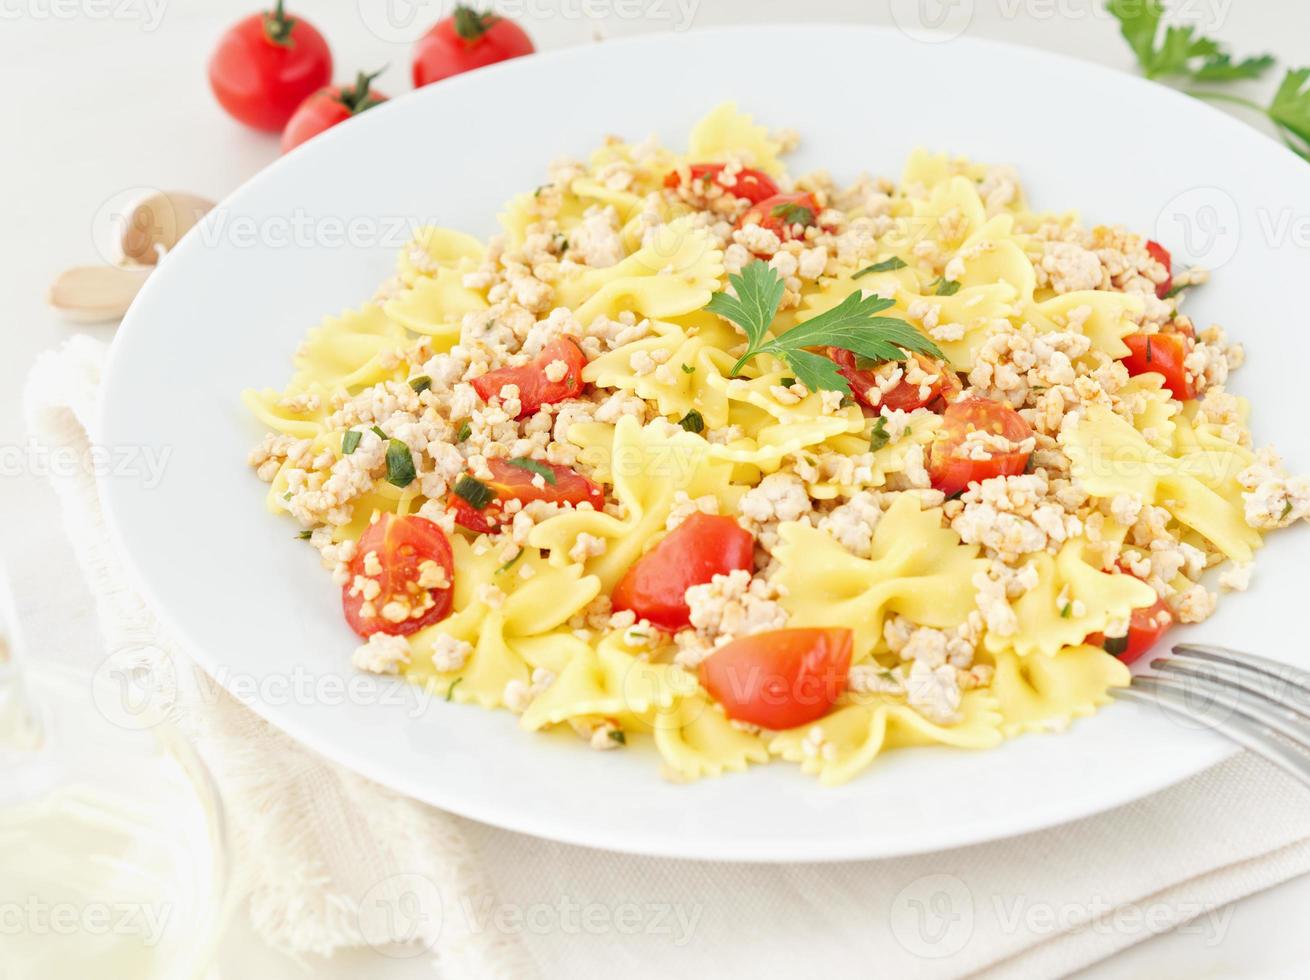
23,335,1310,979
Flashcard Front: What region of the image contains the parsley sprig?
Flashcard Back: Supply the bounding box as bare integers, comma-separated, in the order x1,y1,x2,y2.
706,260,942,397
1109,0,1310,160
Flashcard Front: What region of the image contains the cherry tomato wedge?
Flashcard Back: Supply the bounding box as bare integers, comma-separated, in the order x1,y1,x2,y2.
208,1,332,133
1086,577,1173,666
611,514,755,631
700,628,853,730
411,6,535,88
1145,239,1172,300
663,163,779,204
928,396,1033,497
470,338,587,419
281,71,387,154
448,457,603,534
736,192,820,242
1121,332,1195,401
827,349,963,413
342,514,454,638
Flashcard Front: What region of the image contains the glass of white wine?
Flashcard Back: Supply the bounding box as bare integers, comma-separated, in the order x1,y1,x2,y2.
0,570,229,979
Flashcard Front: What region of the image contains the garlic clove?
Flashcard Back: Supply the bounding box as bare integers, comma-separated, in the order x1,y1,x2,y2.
47,265,153,323
117,191,214,266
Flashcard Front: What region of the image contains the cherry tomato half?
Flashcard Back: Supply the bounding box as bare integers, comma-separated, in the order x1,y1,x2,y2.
663,163,779,204
342,514,454,638
281,70,387,154
1086,571,1173,666
827,348,963,413
448,457,603,534
928,396,1033,497
411,5,535,88
700,628,853,730
1122,332,1195,401
470,337,587,419
1145,239,1172,300
208,1,332,132
737,192,821,243
611,514,755,631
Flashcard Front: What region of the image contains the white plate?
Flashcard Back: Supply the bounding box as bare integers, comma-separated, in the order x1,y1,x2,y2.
100,26,1310,861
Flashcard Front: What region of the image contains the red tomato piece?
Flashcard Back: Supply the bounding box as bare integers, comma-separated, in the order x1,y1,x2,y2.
1122,332,1195,401
1086,571,1173,665
663,163,779,204
470,338,586,419
411,5,535,88
208,1,332,132
700,628,854,730
448,457,603,534
827,349,963,413
1145,239,1172,299
611,514,755,631
928,396,1034,497
342,514,454,638
281,71,387,153
736,192,821,243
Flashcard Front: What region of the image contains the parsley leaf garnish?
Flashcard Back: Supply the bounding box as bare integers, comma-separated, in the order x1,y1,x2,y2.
1109,1,1308,160
931,277,961,296
868,416,890,452
453,474,494,509
385,441,416,488
853,256,907,278
506,457,556,485
708,260,943,397
678,409,705,433
341,430,362,455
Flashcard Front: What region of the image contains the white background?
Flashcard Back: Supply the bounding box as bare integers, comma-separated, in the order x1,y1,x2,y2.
2,0,1308,976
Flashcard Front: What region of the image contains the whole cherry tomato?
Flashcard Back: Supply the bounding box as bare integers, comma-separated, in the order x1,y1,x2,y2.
412,5,535,88
208,1,332,132
281,70,388,153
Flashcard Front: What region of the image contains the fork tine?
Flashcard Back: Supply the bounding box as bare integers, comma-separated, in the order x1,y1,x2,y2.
1133,674,1310,746
1163,643,1310,698
1116,683,1310,786
1152,660,1310,725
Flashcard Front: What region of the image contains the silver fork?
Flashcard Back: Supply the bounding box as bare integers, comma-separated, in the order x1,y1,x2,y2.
1114,643,1310,784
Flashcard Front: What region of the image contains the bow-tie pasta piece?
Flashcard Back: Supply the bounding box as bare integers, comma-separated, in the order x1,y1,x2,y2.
291,303,411,392
989,646,1131,736
653,692,772,780
383,269,488,350
686,101,785,176
396,227,485,287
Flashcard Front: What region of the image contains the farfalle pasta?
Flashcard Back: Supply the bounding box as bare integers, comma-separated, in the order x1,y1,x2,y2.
246,105,1309,785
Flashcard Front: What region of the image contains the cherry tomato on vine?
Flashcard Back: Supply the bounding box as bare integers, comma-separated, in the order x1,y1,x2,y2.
281,70,388,153
208,1,332,132
411,5,535,88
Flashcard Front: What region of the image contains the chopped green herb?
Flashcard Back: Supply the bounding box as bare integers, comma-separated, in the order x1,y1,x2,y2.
385,441,416,488
852,256,907,278
681,363,695,374
409,375,432,394
1281,500,1294,520
678,409,705,433
607,729,627,745
341,430,362,455
770,201,815,226
370,424,388,440
1103,634,1130,657
933,278,962,296
868,416,890,452
497,549,524,573
446,677,463,702
453,474,494,510
779,377,796,388
456,421,472,442
297,529,314,540
282,491,293,501
1059,603,1072,619
507,457,556,485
